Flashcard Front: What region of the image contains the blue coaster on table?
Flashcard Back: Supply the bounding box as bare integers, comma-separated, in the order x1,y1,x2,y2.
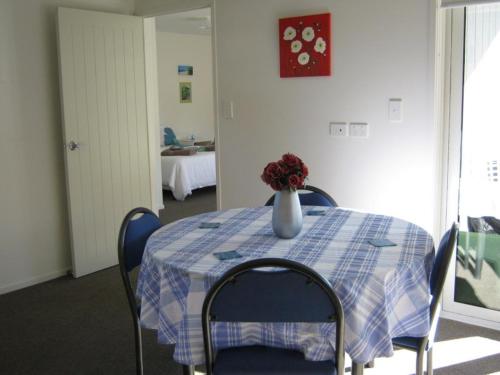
199,222,221,229
368,239,397,247
213,250,242,261
306,210,326,216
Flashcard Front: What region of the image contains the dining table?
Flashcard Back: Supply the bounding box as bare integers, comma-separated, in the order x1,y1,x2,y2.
136,206,435,375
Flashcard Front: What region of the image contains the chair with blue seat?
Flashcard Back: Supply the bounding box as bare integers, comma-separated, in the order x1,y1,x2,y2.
118,207,162,375
265,185,338,207
391,223,458,375
202,258,345,375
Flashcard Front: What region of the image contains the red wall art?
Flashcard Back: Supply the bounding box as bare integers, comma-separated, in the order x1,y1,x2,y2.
279,13,331,78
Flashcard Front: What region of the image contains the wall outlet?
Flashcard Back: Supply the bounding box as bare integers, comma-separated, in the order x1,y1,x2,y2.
330,122,348,137
349,122,369,138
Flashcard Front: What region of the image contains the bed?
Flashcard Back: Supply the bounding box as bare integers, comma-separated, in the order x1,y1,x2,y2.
161,150,216,201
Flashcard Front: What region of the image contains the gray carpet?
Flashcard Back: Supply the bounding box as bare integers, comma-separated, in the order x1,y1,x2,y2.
159,186,217,225
1,187,499,374
0,266,178,374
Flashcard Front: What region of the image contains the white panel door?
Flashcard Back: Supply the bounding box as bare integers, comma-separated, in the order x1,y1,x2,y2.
57,8,152,277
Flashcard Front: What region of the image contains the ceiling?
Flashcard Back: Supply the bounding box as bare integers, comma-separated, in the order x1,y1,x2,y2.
155,8,211,36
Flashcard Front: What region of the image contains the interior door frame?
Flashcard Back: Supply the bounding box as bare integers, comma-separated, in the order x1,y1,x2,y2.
144,17,163,212
141,1,222,211
440,6,500,330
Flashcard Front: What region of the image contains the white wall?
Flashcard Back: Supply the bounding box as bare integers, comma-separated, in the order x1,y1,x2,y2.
156,32,215,141
213,0,439,233
0,0,134,294
137,0,440,232
0,0,439,292
136,0,210,17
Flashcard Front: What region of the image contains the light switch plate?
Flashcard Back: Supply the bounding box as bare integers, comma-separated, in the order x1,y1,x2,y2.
389,98,403,123
222,100,234,119
330,122,348,137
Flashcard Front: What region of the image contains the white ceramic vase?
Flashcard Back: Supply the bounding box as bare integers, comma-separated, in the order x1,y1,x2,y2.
272,189,303,239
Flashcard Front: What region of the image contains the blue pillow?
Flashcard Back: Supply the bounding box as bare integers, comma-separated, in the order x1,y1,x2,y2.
164,127,177,146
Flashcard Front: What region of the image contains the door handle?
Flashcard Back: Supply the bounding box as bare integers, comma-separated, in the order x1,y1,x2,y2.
67,141,80,151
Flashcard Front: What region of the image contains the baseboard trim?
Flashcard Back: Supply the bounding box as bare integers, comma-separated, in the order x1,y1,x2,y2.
0,268,71,295
441,310,500,331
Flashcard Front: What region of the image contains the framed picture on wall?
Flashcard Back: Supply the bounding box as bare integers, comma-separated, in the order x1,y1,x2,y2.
178,65,194,75
179,82,192,103
279,13,332,78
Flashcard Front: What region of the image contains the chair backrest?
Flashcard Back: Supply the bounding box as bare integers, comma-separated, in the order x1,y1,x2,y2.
117,208,160,375
202,258,344,375
427,223,458,346
265,185,338,207
118,207,162,273
118,207,162,320
429,223,458,300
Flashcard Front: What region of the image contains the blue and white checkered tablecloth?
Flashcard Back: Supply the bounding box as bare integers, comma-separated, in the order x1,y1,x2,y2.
137,207,434,365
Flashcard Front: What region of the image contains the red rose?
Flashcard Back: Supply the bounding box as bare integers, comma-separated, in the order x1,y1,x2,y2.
261,163,271,184
297,176,305,188
282,153,301,167
270,180,283,191
261,172,272,184
263,162,273,174
301,164,309,178
267,162,283,179
262,162,280,183
288,174,301,188
278,160,289,174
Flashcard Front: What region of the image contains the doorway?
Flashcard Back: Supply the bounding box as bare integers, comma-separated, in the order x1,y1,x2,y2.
443,4,500,330
149,8,218,223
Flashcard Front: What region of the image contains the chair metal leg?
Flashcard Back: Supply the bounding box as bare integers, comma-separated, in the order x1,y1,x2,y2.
182,365,195,375
352,362,364,375
365,360,375,368
426,348,433,375
134,323,144,375
416,349,424,375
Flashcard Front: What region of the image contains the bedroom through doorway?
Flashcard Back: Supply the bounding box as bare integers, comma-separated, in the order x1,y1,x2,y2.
153,8,217,223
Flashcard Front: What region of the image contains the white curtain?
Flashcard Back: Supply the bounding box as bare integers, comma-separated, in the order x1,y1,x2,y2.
441,0,500,8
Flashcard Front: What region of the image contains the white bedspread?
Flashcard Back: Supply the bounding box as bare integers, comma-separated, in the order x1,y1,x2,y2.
161,151,216,200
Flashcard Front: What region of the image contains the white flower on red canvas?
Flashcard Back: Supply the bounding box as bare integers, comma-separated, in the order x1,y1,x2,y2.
302,27,315,42
291,40,302,53
298,52,310,65
314,37,326,54
283,26,296,40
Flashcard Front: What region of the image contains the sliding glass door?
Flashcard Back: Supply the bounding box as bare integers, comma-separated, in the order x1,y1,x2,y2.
443,4,500,329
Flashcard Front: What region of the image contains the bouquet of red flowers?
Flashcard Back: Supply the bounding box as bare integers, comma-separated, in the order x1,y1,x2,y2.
261,153,309,191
